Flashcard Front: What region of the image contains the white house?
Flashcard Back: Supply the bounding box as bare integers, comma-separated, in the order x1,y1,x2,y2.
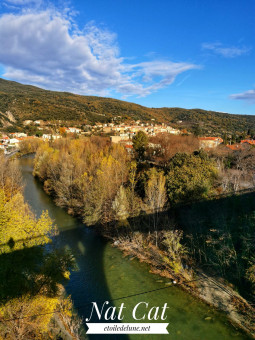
9,138,20,145
67,127,81,134
42,134,61,140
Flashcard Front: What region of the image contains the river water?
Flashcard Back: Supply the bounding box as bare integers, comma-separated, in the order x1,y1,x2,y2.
20,156,250,340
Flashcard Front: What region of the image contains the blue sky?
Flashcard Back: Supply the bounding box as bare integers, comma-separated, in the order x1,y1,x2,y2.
0,0,254,115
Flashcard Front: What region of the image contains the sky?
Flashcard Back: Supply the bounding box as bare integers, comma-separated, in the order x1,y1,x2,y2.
0,0,254,115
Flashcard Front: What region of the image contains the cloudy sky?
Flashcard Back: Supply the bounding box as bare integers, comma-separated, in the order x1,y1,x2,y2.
0,0,254,115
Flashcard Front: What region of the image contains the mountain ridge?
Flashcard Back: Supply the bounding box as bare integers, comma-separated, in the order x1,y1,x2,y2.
0,77,254,136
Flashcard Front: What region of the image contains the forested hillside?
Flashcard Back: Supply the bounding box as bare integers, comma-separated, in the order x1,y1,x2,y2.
0,78,254,136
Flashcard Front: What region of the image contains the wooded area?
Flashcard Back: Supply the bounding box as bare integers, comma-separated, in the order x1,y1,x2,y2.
32,134,255,306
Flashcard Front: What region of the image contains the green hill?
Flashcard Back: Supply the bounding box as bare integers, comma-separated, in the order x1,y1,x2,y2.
0,77,254,136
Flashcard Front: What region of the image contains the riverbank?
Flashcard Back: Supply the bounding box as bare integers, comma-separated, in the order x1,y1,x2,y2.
19,155,254,339
113,234,255,338
30,175,255,339
50,290,86,340
31,177,255,338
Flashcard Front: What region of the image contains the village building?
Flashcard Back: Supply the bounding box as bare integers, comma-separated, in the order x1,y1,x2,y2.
42,134,61,141
34,120,42,125
66,127,81,134
8,138,20,148
198,137,223,148
124,144,133,153
226,144,245,151
102,126,112,133
10,132,27,138
23,120,33,126
110,135,128,143
241,139,255,145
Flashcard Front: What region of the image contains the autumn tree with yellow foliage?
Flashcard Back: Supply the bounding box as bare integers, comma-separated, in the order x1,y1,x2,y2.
0,157,77,339
33,138,131,225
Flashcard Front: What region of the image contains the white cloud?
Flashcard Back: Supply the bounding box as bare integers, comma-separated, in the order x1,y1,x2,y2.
202,42,250,58
230,89,255,103
0,9,199,97
4,0,41,5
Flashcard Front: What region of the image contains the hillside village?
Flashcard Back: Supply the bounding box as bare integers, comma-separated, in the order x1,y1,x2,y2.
1,118,254,155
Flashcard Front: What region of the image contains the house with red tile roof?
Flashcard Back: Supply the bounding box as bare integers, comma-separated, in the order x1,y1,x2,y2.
241,139,255,145
226,144,245,151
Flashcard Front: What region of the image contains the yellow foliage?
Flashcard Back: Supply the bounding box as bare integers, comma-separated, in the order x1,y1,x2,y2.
58,295,73,318
0,189,55,254
63,271,71,280
33,138,130,224
0,295,59,339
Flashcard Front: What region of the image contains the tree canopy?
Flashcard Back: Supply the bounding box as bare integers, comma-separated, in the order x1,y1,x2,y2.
166,152,218,204
132,131,148,160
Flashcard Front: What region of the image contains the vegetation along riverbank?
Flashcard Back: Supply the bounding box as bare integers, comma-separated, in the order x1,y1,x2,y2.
25,133,255,338
0,155,84,339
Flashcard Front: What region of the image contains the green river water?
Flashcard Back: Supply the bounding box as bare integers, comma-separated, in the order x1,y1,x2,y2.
20,156,251,340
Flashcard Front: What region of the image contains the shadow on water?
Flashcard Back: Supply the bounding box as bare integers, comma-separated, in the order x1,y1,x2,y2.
19,156,128,340
13,155,252,340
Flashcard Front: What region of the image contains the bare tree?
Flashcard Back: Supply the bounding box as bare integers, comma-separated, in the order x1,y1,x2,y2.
145,168,167,246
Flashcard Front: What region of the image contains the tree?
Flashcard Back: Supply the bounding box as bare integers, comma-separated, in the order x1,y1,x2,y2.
145,168,167,246
112,185,129,222
231,133,237,144
145,168,167,213
0,155,22,200
162,230,187,274
246,264,255,294
223,132,228,145
132,131,148,160
126,161,141,218
0,190,54,253
166,152,218,204
0,160,76,339
148,133,199,166
19,138,43,155
35,130,43,137
193,125,202,137
0,295,59,339
0,188,76,298
59,127,67,137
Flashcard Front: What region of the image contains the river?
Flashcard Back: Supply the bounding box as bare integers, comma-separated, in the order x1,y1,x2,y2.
20,156,250,340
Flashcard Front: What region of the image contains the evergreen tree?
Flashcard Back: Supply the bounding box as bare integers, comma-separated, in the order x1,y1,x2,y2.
132,131,148,161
